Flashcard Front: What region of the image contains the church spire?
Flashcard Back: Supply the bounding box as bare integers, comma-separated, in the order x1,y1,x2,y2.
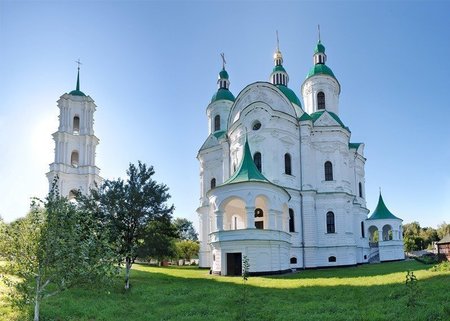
69,59,86,97
218,52,230,90
314,25,327,65
270,30,288,86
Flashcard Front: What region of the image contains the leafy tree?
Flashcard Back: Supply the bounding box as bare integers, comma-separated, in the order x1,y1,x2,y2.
175,240,199,264
139,216,178,262
79,161,174,290
1,187,116,321
437,222,450,239
173,218,198,241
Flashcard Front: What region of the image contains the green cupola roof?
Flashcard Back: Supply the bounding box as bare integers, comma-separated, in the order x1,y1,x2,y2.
219,68,229,80
69,68,86,97
314,40,325,54
223,137,270,185
276,84,301,107
306,63,336,79
211,88,235,103
367,193,401,220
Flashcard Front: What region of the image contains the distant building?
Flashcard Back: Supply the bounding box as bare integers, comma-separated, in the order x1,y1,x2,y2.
47,67,102,198
197,36,404,275
437,235,450,260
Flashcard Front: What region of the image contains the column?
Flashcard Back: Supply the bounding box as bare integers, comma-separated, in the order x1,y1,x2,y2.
246,206,255,229
275,210,283,231
214,209,223,231
268,209,276,229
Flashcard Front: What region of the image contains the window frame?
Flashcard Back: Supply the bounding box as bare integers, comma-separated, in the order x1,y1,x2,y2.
284,153,292,175
324,161,333,181
326,211,335,234
253,152,262,172
317,91,325,110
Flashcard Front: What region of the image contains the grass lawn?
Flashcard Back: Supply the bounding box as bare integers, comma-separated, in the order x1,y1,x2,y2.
1,260,449,321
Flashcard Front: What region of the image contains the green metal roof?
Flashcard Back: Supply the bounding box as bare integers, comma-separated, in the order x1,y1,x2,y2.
306,63,336,80
367,194,401,220
219,69,229,80
310,110,350,131
213,130,226,139
211,88,235,103
272,65,286,73
349,143,362,150
276,84,302,107
222,138,270,185
299,112,313,121
314,41,325,54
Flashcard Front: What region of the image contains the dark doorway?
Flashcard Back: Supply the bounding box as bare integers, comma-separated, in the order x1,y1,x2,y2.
226,253,242,276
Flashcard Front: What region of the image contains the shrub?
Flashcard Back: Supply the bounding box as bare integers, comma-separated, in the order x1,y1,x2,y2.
430,261,450,272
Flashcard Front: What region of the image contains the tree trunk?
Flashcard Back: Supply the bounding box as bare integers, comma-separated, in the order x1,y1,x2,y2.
34,276,40,321
124,257,131,290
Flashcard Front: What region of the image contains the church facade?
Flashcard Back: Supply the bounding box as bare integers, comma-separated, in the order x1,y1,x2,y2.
197,39,404,275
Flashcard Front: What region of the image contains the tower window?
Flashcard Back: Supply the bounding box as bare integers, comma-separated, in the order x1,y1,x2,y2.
73,116,80,134
214,115,220,132
289,208,295,232
284,153,292,175
324,161,333,181
326,211,335,233
254,208,264,229
71,151,79,167
252,121,261,131
328,256,336,262
254,152,262,172
361,221,365,238
210,178,216,189
290,257,297,264
359,182,363,198
317,92,325,110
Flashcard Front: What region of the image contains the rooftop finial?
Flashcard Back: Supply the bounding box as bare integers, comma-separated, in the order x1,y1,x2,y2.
318,24,321,42
220,52,226,70
276,30,280,52
75,59,82,91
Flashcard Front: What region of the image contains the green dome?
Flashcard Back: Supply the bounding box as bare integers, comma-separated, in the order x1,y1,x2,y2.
272,65,286,73
314,41,325,54
211,88,235,103
276,84,301,107
306,64,336,80
69,89,86,96
219,69,229,79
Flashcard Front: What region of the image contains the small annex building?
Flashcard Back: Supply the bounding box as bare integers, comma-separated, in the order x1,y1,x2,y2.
196,35,405,276
436,235,450,261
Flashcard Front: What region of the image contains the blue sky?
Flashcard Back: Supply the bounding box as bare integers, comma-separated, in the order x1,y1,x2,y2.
0,1,449,229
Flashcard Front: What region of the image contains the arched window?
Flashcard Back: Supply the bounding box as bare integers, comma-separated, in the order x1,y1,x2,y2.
289,208,295,232
358,182,363,198
317,91,325,110
361,221,365,238
326,211,335,233
214,115,220,132
210,178,216,189
253,152,262,172
324,161,333,181
290,257,297,264
284,153,292,175
328,256,336,262
71,151,79,167
254,208,264,229
73,116,80,134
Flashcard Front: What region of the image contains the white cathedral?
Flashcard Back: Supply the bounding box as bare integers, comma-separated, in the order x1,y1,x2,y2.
45,37,405,276
196,38,405,275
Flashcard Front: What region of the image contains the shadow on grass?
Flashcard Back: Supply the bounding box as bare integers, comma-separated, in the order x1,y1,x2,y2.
37,261,450,321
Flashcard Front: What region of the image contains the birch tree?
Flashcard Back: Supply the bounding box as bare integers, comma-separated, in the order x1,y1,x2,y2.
1,187,117,321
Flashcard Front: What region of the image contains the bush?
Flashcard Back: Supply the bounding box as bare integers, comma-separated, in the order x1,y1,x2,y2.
414,253,445,264
430,261,450,272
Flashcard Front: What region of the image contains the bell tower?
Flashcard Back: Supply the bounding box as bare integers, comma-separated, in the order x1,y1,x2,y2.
46,63,102,198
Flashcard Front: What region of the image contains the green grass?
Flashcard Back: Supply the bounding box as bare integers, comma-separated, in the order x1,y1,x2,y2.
1,260,449,321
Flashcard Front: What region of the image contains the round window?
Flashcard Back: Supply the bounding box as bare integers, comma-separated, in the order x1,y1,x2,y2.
252,121,261,130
